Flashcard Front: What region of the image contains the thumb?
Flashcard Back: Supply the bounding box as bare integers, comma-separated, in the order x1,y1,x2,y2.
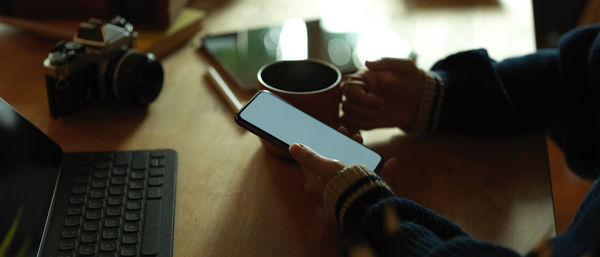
289,143,345,181
289,143,325,173
378,157,398,177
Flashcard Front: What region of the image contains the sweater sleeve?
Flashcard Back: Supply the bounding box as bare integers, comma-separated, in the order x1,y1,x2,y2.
431,48,561,134
324,165,524,257
411,24,600,179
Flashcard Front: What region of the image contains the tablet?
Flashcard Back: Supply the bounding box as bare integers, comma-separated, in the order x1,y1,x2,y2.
201,18,415,91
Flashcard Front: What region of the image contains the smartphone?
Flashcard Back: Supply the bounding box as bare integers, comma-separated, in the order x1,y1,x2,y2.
235,90,383,172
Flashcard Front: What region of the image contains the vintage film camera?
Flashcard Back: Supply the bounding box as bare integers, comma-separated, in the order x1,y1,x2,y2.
43,17,163,118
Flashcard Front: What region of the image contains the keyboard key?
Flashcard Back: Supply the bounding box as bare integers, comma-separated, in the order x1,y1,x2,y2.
104,217,121,228
64,217,81,227
85,210,102,220
120,245,137,256
72,185,87,194
130,170,145,180
114,152,131,166
69,195,85,205
77,166,93,174
73,176,89,185
125,211,141,221
92,179,107,188
106,206,121,217
99,253,116,257
95,160,111,169
128,190,143,200
110,176,126,185
107,196,123,206
67,206,83,216
89,189,106,199
109,186,125,195
59,239,76,250
122,233,138,244
93,169,109,178
150,158,166,167
147,187,162,199
132,152,149,170
100,240,117,252
112,166,128,176
150,150,166,158
126,200,142,210
94,152,113,160
142,199,162,256
129,180,144,189
83,221,100,232
61,228,79,238
81,232,98,243
124,222,139,232
88,199,104,209
102,229,119,240
148,177,163,187
78,244,96,256
149,167,165,177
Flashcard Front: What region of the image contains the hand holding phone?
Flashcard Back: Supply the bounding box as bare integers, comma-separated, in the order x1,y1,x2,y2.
235,90,383,172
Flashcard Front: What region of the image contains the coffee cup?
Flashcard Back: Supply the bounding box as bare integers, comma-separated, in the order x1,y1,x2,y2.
257,59,342,158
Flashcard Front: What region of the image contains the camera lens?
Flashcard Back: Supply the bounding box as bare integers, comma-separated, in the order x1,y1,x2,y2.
112,50,163,105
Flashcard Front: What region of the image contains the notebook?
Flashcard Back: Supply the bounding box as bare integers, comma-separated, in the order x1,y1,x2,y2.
0,97,177,257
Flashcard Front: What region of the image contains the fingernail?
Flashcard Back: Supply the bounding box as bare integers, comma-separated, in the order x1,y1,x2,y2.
289,143,304,156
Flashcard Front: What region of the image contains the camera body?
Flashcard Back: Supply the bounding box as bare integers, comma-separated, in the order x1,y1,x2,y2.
43,17,163,118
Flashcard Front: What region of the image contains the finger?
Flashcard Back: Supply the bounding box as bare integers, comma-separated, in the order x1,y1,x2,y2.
378,157,398,176
344,83,385,108
341,78,366,92
341,115,377,130
289,143,345,180
342,100,381,120
338,126,363,144
343,73,368,82
366,58,415,75
352,133,363,144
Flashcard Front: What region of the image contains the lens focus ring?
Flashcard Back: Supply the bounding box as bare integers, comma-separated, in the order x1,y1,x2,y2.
112,50,164,105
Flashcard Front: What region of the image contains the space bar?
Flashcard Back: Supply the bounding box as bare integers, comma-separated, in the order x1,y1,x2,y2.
142,199,162,256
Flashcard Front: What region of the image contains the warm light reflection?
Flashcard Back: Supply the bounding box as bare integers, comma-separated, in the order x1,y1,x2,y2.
319,0,369,33
353,28,413,68
277,18,308,60
327,38,352,67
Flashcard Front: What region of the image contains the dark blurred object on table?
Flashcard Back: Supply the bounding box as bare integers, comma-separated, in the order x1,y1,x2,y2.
533,0,599,49
0,0,188,28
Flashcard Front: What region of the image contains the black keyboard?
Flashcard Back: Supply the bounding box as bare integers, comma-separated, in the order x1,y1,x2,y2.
42,149,177,257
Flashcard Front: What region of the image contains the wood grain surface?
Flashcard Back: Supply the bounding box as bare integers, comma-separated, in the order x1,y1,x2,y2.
0,0,554,256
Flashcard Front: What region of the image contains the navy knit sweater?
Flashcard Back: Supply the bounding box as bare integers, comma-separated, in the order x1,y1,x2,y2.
325,24,600,257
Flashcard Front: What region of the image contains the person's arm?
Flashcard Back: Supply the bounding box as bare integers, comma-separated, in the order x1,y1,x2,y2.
290,144,524,257
424,48,560,134
423,24,600,179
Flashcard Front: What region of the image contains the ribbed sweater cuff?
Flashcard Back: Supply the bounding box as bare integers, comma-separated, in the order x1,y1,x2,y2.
323,165,394,231
407,71,445,133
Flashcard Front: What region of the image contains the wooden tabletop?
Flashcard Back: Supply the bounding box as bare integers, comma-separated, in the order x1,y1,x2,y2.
0,0,554,256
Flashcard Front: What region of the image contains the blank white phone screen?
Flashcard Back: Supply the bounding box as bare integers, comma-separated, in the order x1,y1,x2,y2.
239,91,382,171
